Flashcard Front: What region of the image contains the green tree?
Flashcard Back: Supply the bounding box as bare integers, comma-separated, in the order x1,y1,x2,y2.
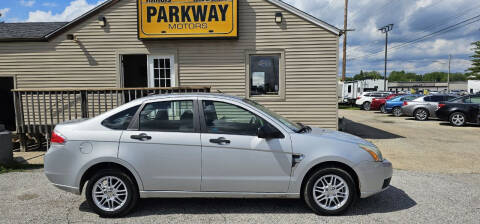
353,71,383,80
388,71,422,82
467,41,480,76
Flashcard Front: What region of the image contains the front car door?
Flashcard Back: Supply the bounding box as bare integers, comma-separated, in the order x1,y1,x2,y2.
118,97,201,191
199,98,293,193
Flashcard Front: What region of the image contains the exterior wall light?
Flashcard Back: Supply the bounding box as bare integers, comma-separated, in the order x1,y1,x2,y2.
275,12,283,24
98,15,107,27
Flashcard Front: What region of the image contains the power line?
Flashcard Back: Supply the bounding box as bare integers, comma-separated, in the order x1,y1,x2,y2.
348,14,480,61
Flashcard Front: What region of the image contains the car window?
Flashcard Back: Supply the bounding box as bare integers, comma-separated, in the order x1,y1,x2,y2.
470,96,480,104
202,100,271,136
139,100,194,132
446,96,457,101
426,95,443,102
423,96,432,102
405,95,419,101
101,105,140,130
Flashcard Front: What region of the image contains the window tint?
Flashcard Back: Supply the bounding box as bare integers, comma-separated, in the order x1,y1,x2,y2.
139,100,194,132
423,96,432,102
102,105,140,130
348,85,352,93
446,96,457,101
470,96,480,104
202,101,270,136
250,55,280,96
426,95,444,102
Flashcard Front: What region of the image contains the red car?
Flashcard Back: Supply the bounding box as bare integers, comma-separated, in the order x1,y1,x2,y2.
371,94,403,112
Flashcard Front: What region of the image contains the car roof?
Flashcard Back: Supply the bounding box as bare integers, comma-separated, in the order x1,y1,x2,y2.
133,93,245,102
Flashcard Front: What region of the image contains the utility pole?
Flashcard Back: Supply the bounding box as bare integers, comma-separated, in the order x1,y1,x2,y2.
341,0,349,82
379,24,394,91
448,54,451,93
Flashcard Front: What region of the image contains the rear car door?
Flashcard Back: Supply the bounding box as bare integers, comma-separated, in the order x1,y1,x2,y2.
199,99,293,193
118,97,201,191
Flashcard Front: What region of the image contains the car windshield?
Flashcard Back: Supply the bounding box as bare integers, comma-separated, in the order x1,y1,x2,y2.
243,99,302,132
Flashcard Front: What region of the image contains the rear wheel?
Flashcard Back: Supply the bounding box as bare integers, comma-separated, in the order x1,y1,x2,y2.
303,168,357,215
362,102,371,111
393,107,402,117
449,112,466,127
414,108,429,121
86,169,138,218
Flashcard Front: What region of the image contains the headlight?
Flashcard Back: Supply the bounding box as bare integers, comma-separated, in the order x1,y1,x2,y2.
359,144,383,162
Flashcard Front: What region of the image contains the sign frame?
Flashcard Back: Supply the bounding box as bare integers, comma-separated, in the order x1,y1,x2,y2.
137,0,239,40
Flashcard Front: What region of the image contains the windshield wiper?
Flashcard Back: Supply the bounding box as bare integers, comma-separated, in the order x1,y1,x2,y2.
296,122,311,133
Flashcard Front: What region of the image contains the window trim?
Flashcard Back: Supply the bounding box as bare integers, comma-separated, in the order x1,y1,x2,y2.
245,49,286,101
198,99,285,137
128,97,201,133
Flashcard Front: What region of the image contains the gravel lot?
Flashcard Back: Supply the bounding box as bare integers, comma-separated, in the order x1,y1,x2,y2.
340,109,480,174
1,169,479,224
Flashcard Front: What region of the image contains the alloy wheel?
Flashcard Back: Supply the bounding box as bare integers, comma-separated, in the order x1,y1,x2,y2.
415,109,428,120
393,107,402,117
312,174,349,211
451,113,465,126
92,176,128,212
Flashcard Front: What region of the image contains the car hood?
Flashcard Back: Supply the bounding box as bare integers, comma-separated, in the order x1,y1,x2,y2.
305,127,375,147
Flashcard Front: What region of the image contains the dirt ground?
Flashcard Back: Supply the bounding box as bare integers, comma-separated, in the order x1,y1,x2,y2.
339,109,480,174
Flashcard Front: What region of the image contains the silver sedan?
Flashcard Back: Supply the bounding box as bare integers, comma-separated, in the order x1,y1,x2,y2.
401,94,459,120
44,94,392,217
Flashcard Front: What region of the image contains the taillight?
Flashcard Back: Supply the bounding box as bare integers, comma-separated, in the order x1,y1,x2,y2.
357,97,361,100
403,101,408,106
438,104,446,109
372,98,376,101
51,131,65,144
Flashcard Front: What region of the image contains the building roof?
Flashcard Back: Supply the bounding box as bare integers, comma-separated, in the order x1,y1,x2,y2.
0,22,68,42
0,0,341,42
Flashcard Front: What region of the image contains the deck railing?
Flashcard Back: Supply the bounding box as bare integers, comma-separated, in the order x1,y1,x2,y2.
12,86,211,141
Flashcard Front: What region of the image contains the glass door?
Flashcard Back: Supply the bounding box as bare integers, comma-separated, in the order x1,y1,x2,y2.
148,55,176,88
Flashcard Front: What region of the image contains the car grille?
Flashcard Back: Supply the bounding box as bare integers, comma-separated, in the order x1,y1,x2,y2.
382,177,391,189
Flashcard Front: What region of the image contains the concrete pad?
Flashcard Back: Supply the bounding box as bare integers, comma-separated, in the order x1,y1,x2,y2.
13,152,45,165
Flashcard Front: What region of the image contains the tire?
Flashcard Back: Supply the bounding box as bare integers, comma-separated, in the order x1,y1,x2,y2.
303,167,357,216
449,112,466,127
86,169,139,218
392,107,402,117
414,108,429,121
380,104,386,113
362,102,371,111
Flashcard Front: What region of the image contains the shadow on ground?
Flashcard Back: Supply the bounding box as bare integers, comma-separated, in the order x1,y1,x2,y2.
79,186,416,217
340,118,405,139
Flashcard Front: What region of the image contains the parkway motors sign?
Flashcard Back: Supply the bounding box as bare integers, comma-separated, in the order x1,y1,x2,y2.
138,0,238,39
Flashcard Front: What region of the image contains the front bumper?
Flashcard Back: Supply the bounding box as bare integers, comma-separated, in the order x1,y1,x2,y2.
355,159,393,198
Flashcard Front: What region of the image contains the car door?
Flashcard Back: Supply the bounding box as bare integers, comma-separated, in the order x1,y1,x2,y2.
464,96,480,122
199,99,293,193
118,97,202,191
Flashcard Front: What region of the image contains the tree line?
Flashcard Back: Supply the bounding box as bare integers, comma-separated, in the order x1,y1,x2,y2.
344,41,480,82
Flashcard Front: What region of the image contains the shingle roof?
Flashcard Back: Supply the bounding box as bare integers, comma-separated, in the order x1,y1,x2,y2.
0,22,68,41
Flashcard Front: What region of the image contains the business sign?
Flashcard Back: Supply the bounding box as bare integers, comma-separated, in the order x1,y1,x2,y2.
138,0,238,39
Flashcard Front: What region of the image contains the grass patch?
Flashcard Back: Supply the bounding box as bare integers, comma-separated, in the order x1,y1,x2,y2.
0,162,43,174
339,104,361,110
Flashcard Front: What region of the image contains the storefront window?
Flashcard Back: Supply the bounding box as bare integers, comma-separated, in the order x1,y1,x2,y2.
249,55,280,96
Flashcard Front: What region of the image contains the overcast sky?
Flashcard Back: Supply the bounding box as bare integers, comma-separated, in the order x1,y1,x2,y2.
1,0,479,77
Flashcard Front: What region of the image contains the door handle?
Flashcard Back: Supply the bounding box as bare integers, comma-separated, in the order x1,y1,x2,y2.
209,137,230,145
130,133,152,141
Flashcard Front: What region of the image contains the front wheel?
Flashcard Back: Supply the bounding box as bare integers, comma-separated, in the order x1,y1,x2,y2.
303,168,357,215
380,104,386,113
393,107,402,117
449,112,466,127
86,169,138,218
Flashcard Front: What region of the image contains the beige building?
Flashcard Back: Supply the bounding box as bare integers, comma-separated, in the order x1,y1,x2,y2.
0,0,341,132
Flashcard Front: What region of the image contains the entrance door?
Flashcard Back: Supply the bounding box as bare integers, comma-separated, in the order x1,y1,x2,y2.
0,77,15,131
122,55,148,88
148,55,176,88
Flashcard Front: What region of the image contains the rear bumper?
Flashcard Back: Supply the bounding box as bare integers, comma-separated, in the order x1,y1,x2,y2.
355,159,393,198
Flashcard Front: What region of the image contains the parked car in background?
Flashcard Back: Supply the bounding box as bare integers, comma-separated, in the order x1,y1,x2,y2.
44,94,392,217
385,95,422,117
371,94,403,113
401,94,459,121
436,94,480,126
355,92,391,110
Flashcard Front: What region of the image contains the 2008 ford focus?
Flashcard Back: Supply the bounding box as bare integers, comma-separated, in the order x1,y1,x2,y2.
44,94,392,217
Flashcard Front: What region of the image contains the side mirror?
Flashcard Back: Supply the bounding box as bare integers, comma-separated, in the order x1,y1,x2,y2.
257,125,284,139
